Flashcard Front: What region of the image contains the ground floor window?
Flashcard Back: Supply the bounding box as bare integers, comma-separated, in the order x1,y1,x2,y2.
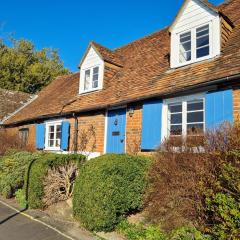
163,94,205,139
19,128,29,145
45,121,62,150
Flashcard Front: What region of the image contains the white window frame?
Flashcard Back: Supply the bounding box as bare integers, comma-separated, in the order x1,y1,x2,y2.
80,65,101,94
162,93,205,141
45,120,63,151
175,22,213,67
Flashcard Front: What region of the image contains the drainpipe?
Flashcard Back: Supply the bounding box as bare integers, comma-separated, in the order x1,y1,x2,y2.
73,113,78,154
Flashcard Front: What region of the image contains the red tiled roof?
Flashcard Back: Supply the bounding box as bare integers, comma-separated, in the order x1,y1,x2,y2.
5,0,240,125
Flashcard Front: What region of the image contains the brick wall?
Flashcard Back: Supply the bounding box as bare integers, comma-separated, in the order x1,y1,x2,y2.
233,87,240,121
4,123,36,150
68,111,105,154
126,103,142,154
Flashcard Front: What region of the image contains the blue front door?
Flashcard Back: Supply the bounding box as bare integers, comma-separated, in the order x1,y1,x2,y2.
106,108,126,153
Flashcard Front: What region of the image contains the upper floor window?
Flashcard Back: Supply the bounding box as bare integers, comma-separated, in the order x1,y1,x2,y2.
179,24,210,65
82,66,100,92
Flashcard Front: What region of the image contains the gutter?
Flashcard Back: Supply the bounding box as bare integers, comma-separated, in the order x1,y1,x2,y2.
3,73,240,127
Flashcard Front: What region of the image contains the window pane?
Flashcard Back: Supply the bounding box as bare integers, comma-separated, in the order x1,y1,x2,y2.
179,31,191,63
171,113,182,124
49,140,54,147
56,125,61,132
196,25,209,58
196,25,209,37
93,80,98,88
187,101,203,111
84,69,91,90
55,139,60,147
197,46,209,58
93,67,99,74
56,131,61,140
187,124,204,135
180,32,191,42
93,74,98,81
197,35,209,48
49,132,54,140
49,125,54,132
187,111,204,123
170,125,182,135
169,104,182,113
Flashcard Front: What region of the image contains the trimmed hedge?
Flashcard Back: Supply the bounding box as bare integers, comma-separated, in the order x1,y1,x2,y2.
73,154,152,232
0,151,39,198
26,153,86,209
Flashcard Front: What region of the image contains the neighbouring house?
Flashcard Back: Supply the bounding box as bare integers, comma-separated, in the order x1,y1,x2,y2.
0,88,35,144
2,0,240,157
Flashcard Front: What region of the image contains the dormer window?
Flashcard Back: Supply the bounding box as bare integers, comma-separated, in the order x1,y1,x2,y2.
79,46,104,94
170,0,221,69
179,24,210,65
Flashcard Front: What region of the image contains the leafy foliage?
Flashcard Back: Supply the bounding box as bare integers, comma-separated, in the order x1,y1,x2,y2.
26,153,85,209
0,151,38,198
15,188,27,209
117,221,209,240
73,154,152,232
0,37,69,93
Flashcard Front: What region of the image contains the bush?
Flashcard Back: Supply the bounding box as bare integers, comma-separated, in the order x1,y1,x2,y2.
0,151,38,198
117,220,166,240
15,189,27,209
117,221,210,240
73,154,151,232
146,123,240,239
26,153,85,209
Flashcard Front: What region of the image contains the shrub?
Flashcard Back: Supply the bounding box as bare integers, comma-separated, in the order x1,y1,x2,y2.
145,144,211,231
0,151,38,198
26,153,85,209
73,154,152,232
117,220,166,240
146,123,240,239
169,226,211,240
15,189,27,209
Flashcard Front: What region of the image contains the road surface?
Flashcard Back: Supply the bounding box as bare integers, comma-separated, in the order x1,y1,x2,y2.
0,201,70,240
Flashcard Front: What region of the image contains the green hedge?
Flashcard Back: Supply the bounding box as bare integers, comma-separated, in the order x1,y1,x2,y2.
0,151,39,198
26,153,86,209
73,154,152,232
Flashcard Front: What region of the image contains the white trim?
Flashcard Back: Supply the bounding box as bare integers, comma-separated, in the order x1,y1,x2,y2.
104,110,108,154
44,119,63,151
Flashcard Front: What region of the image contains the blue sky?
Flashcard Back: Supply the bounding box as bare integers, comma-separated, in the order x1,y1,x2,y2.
0,0,224,72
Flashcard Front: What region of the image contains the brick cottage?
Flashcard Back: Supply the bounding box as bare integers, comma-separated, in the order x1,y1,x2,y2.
2,0,240,158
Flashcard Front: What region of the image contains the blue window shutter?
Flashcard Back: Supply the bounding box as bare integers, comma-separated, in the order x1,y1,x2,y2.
61,121,70,151
36,124,45,149
141,99,162,150
206,89,233,129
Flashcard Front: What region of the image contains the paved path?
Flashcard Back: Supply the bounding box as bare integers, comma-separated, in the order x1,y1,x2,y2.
0,202,70,240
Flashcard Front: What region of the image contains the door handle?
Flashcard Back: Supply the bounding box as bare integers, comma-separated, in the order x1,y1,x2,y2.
120,139,124,143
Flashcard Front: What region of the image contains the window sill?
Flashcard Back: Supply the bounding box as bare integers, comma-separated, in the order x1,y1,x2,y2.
79,88,102,95
171,54,216,69
44,147,61,151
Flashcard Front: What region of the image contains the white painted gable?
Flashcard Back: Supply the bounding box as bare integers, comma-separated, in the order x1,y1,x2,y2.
170,0,221,68
81,46,103,70
79,46,104,94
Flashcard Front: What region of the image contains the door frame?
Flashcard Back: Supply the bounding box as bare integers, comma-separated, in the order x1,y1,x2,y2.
104,106,127,154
